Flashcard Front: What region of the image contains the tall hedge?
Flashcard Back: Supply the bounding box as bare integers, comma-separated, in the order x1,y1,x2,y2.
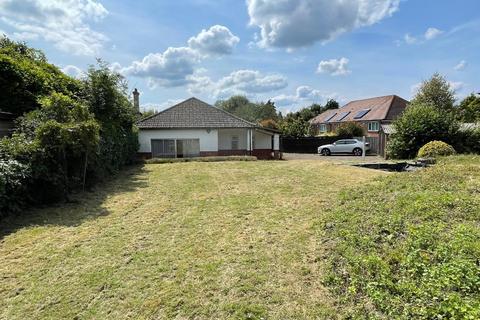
0,39,138,218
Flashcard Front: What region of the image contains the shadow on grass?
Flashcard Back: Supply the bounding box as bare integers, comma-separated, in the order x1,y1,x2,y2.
0,164,149,240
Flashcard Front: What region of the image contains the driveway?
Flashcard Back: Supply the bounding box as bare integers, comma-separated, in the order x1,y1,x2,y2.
282,153,385,163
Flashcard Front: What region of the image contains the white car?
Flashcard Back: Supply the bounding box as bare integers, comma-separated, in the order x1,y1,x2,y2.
318,139,370,156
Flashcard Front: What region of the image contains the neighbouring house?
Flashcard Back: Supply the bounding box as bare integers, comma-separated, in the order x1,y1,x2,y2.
310,95,409,155
136,97,281,160
0,111,15,138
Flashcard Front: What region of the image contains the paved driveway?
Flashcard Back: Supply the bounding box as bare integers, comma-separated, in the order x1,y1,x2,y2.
282,153,385,163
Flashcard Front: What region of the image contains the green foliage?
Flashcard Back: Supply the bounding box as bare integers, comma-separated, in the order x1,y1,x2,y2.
325,155,480,319
279,100,339,137
0,159,30,216
0,40,138,216
215,96,280,123
258,118,279,130
456,127,480,154
457,93,480,123
82,61,139,178
418,141,456,158
0,36,82,116
411,73,456,111
335,122,365,137
387,104,459,159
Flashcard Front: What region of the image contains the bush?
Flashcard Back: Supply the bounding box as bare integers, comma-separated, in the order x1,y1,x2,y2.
418,140,456,158
335,122,364,137
0,159,30,216
455,127,480,154
387,104,459,159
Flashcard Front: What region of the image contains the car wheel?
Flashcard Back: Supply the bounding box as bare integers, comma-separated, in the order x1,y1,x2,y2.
353,148,363,156
321,148,331,156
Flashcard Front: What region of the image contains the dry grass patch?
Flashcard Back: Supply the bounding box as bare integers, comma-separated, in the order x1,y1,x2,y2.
0,160,383,319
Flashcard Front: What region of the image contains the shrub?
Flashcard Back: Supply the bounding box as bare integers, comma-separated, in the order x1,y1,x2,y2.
335,122,364,137
387,104,459,159
0,159,30,216
418,140,456,158
455,127,480,154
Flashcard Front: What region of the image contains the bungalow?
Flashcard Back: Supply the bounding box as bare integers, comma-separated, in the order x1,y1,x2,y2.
310,95,408,155
136,97,280,160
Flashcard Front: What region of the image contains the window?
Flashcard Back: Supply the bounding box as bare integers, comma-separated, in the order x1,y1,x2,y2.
354,109,371,119
368,121,380,132
231,135,239,150
319,124,327,132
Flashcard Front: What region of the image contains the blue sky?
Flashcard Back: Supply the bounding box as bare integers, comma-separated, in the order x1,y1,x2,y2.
1,0,479,113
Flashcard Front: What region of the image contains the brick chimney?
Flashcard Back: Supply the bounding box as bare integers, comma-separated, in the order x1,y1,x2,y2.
133,88,140,113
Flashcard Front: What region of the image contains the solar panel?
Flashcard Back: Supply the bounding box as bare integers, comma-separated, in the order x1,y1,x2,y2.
325,113,337,122
353,109,371,119
336,111,350,121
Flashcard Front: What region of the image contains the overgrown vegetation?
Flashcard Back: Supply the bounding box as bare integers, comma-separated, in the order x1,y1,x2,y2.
388,73,479,159
335,122,365,137
215,95,340,137
418,140,456,158
325,155,480,319
0,37,138,218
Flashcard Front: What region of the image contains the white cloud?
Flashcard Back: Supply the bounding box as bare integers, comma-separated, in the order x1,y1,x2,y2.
449,81,465,92
317,57,351,76
272,86,338,111
61,65,84,79
424,27,443,40
0,0,108,56
187,25,239,56
122,47,200,88
246,0,400,49
454,60,467,71
141,99,184,112
188,69,288,99
404,33,417,45
120,25,239,88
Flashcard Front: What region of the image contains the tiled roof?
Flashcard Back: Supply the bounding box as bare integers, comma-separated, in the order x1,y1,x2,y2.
310,95,408,124
137,97,258,129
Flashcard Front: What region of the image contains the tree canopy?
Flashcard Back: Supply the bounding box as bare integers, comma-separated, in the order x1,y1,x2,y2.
411,73,456,111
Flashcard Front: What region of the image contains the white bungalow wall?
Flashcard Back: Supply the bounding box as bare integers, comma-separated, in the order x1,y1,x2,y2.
138,129,219,153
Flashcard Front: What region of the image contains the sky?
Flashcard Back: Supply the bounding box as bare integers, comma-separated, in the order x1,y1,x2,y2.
0,0,479,113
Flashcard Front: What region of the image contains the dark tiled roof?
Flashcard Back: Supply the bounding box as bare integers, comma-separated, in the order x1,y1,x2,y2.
137,98,258,129
310,95,408,124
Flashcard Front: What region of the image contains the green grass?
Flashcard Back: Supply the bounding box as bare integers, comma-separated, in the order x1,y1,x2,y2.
2,156,478,319
0,159,381,319
325,155,480,319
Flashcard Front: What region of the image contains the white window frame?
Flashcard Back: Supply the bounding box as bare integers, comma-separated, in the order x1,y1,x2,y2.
319,124,327,132
368,121,380,132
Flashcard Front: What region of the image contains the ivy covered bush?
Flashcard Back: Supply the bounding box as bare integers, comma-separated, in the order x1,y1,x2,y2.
418,140,456,158
0,159,30,216
0,37,138,217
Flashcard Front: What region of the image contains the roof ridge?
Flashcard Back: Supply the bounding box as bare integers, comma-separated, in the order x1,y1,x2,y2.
210,104,257,128
345,94,395,105
136,97,198,125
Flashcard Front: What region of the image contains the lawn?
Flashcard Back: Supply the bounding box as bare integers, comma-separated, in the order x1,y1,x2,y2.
1,156,479,319
0,160,382,319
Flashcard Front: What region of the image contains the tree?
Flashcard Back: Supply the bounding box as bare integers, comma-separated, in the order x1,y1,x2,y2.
411,73,455,111
457,93,480,123
335,122,364,137
215,96,280,123
0,36,82,116
387,104,459,159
